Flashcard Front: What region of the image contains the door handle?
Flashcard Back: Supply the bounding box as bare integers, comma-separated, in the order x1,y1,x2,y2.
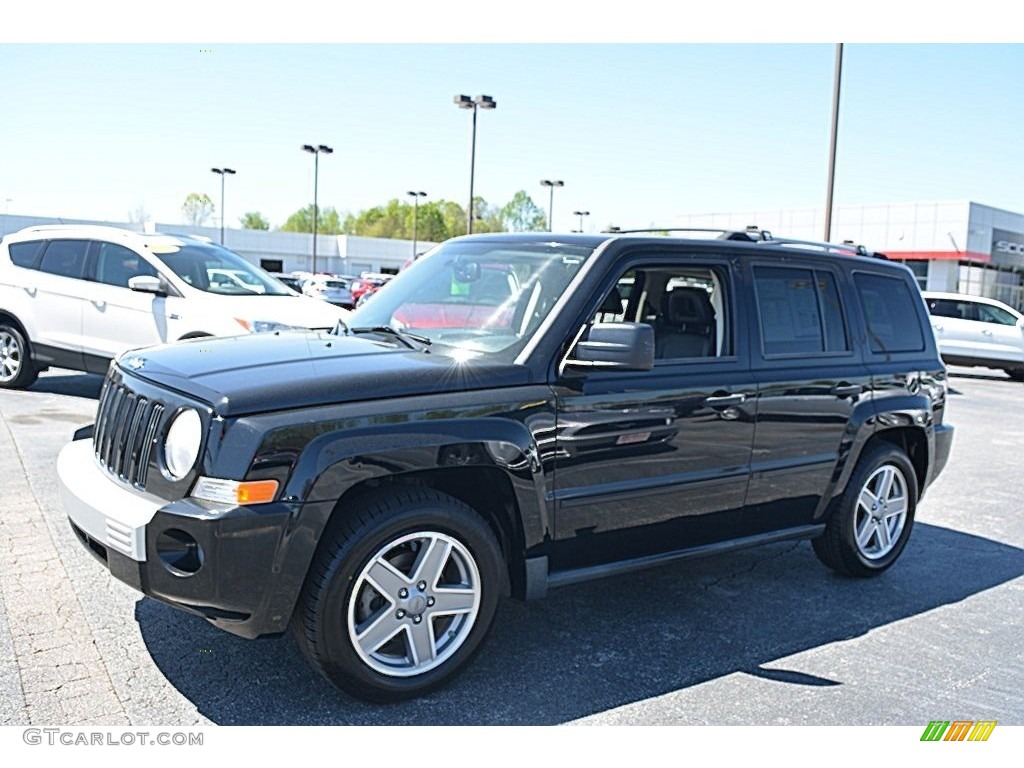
982,329,993,336
832,383,863,398
705,393,747,407
91,299,106,309
932,324,943,332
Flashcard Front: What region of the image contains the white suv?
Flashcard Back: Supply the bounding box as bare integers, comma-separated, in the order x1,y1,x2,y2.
0,225,349,389
921,291,1024,381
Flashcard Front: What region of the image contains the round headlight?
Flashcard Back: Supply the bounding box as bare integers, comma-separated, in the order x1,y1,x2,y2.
163,408,202,481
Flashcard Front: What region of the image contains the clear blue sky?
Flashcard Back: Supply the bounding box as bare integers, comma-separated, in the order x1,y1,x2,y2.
2,16,1021,233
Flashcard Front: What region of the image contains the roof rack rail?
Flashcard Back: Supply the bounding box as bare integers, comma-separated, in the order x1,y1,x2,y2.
756,235,888,260
601,226,774,240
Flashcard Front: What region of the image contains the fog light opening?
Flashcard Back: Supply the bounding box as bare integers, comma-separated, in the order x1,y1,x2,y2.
156,529,204,576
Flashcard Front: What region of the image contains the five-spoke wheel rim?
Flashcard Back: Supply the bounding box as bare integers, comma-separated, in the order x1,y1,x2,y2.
0,330,24,384
347,531,481,678
854,464,908,560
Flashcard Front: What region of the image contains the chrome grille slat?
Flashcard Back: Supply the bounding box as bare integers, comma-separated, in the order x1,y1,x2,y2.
92,375,166,489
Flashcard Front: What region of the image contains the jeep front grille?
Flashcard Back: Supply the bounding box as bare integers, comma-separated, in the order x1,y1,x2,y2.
93,378,165,488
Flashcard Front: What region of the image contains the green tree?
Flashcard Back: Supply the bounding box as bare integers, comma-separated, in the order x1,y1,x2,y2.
239,211,270,230
280,204,343,235
181,192,214,227
500,190,545,232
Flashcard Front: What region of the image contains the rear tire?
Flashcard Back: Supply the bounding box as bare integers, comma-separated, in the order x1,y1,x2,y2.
293,487,505,702
813,443,918,577
0,323,38,390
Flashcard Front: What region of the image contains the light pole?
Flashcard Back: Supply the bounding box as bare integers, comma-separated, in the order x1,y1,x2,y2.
406,190,427,258
302,144,333,273
540,180,564,232
210,168,235,244
573,210,590,233
824,43,843,241
453,94,496,234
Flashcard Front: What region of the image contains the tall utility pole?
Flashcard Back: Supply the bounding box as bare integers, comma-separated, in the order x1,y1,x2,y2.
824,43,843,242
302,144,333,273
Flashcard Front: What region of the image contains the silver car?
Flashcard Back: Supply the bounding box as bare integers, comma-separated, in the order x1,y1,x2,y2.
302,275,354,309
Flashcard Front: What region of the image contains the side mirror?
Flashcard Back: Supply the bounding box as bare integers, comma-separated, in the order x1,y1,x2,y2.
128,275,164,295
565,322,654,372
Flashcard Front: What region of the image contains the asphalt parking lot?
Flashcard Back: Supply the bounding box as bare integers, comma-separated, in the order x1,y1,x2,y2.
0,367,1021,726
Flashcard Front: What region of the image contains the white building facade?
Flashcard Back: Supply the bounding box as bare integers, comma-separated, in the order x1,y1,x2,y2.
673,201,1024,310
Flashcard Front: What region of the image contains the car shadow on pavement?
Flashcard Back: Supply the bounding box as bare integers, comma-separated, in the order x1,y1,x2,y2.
30,372,104,399
136,523,1023,725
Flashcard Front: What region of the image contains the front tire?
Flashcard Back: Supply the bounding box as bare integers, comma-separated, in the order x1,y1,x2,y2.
813,443,918,577
293,487,505,702
0,323,38,390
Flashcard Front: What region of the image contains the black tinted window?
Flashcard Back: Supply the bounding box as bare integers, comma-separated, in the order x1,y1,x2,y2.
7,241,44,269
927,298,975,320
854,273,925,354
38,240,88,279
753,266,848,356
95,242,157,288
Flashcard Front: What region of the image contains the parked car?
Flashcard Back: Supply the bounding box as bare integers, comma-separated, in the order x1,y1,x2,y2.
58,229,953,702
350,273,393,305
268,272,304,294
302,274,355,309
921,291,1024,381
0,225,349,388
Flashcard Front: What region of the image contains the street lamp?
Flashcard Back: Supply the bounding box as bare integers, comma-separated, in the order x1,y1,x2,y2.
302,143,333,273
210,168,235,244
453,94,496,235
540,180,564,232
573,210,590,233
406,190,427,258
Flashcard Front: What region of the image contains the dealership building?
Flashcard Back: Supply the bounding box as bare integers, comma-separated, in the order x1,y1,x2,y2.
673,200,1024,311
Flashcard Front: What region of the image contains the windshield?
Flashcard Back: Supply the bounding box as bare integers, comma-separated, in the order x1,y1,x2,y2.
347,239,595,363
144,240,293,296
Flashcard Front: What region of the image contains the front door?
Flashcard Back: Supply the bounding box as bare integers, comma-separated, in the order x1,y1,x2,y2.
549,257,755,571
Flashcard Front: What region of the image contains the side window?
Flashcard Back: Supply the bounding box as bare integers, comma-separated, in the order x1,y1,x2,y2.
37,240,89,279
977,303,1019,326
752,266,848,356
7,241,45,269
854,273,926,354
95,243,158,288
592,264,731,360
927,298,975,320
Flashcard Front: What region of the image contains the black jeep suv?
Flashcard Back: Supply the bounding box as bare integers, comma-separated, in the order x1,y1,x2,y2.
58,230,954,701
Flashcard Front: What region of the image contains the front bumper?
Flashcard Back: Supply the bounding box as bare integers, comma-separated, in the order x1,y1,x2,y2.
57,437,299,638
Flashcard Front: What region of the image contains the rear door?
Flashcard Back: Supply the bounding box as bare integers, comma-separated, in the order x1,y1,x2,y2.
28,239,90,371
742,260,870,534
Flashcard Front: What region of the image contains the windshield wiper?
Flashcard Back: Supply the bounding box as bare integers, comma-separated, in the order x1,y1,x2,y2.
346,324,432,350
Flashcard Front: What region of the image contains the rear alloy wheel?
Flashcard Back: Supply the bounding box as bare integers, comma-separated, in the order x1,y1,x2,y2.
0,324,38,390
294,488,505,701
813,444,918,577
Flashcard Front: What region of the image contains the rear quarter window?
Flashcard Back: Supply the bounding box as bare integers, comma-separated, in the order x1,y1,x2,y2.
854,272,925,354
6,241,45,269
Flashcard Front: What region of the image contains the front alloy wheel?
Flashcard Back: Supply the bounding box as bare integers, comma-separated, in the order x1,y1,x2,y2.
293,488,505,702
348,531,481,677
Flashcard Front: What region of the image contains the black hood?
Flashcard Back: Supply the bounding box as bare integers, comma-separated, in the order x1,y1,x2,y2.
117,330,533,416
